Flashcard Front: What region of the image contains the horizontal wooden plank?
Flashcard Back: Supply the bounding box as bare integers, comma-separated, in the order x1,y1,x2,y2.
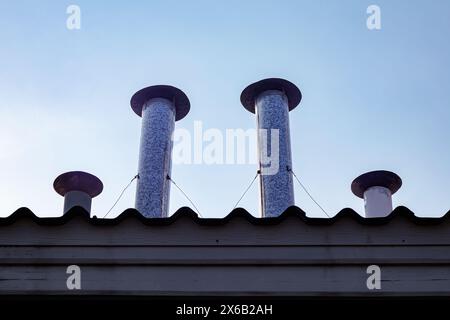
1,245,450,265
0,217,450,246
1,265,449,296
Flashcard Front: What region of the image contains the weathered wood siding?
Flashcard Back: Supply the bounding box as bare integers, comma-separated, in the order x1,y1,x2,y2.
1,207,449,296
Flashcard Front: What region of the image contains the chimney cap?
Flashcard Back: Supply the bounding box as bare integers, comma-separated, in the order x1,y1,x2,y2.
54,171,103,198
130,85,190,121
351,170,402,198
240,78,302,113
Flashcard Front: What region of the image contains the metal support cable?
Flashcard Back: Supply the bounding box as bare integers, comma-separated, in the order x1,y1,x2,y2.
289,169,330,218
232,171,260,210
167,175,203,218
103,174,139,219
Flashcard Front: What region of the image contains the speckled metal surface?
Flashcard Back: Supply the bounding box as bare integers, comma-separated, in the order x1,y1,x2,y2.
256,90,295,217
135,98,175,218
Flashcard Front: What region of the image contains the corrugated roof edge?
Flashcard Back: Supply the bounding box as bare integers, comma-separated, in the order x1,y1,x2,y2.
0,206,449,226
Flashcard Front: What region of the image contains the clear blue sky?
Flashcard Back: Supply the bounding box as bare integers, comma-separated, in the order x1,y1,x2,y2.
0,0,449,218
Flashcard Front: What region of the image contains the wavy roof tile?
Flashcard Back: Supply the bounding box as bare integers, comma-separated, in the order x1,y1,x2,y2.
1,206,449,226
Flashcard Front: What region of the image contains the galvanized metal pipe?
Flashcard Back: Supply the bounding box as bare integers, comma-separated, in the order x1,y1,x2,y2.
256,90,295,217
53,171,103,215
63,190,92,214
363,186,393,217
130,85,190,218
351,170,402,218
136,98,175,217
241,78,302,217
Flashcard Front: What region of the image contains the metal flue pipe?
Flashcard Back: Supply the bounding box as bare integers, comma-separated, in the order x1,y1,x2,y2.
351,170,402,218
130,85,190,218
53,171,103,214
240,78,302,217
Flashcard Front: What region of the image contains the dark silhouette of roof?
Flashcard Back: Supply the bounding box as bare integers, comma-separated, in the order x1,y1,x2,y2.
1,206,449,226
1,205,449,297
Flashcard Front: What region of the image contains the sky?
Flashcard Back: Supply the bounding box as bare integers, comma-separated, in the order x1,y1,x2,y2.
0,0,449,218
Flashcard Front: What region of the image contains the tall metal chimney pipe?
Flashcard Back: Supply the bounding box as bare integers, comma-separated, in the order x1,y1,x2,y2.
130,85,190,218
351,170,402,218
53,171,103,214
240,78,302,217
